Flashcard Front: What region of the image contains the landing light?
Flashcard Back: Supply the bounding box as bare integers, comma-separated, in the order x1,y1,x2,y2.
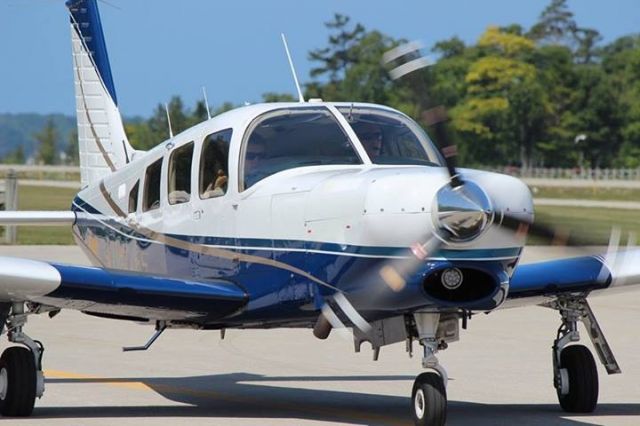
441,268,464,290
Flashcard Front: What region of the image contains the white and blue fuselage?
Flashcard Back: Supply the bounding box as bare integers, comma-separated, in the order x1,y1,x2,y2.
70,102,533,327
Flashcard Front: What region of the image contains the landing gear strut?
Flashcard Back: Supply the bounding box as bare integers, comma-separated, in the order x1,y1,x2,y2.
411,313,448,426
0,303,44,417
550,296,620,413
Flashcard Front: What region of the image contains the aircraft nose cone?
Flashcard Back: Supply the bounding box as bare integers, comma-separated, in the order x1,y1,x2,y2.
433,181,493,243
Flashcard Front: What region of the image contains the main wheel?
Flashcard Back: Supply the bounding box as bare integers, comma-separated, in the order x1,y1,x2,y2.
557,344,598,413
0,347,37,417
411,371,446,426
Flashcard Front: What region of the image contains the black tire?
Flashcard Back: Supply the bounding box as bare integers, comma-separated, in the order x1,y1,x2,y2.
411,371,447,426
0,346,37,417
557,345,599,413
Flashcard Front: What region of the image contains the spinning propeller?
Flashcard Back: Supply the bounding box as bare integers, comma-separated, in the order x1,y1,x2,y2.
314,41,637,340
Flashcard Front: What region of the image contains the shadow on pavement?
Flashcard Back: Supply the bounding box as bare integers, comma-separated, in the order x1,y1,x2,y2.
31,373,640,425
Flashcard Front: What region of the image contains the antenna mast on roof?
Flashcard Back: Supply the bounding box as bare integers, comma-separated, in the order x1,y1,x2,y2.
165,103,174,139
202,86,212,120
281,33,305,103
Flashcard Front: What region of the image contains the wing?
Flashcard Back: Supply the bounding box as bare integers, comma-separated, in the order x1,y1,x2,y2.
0,211,75,226
504,249,640,309
0,256,247,322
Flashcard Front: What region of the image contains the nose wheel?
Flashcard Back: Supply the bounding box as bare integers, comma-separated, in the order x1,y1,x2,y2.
410,313,449,426
412,371,447,426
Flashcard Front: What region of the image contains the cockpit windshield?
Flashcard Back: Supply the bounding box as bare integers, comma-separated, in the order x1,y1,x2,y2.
338,106,442,166
241,107,361,190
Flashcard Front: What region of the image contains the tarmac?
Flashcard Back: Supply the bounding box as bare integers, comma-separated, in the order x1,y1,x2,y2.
0,245,638,426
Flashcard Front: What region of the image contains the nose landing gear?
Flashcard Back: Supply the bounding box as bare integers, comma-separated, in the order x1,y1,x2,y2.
412,371,446,426
0,303,45,417
411,313,449,426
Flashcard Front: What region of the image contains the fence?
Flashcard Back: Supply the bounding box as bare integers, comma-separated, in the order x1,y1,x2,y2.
485,167,640,181
0,165,80,182
4,164,639,182
1,170,18,244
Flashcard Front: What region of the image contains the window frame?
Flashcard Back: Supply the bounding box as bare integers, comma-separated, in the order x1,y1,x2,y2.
167,141,195,206
199,128,233,200
142,157,163,212
128,180,139,214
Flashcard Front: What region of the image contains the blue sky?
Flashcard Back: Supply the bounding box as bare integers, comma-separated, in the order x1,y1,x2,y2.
1,0,638,117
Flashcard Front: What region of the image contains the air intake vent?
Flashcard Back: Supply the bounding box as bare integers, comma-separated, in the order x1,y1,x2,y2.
423,268,496,303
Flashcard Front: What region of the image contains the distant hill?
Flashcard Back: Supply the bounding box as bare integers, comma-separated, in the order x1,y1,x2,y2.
0,113,147,162
0,113,76,161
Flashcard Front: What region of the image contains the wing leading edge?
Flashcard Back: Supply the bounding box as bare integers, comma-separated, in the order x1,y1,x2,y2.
0,256,247,322
505,250,640,308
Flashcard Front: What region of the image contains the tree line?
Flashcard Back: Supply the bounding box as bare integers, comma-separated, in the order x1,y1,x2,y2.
8,0,640,169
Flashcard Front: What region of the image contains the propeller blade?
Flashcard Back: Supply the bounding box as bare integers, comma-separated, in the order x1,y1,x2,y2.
500,212,586,247
383,42,461,187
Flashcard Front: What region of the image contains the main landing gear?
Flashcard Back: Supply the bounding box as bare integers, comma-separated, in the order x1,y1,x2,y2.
0,303,45,417
550,296,620,413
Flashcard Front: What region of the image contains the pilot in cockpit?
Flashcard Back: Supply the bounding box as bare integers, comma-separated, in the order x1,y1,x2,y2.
353,122,383,160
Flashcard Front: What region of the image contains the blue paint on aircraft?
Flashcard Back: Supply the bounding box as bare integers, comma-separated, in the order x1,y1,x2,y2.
66,0,118,105
510,256,611,298
42,263,248,321
69,198,514,325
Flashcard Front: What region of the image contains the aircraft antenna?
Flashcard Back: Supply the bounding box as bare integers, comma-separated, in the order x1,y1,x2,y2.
165,103,174,139
202,86,212,120
280,33,305,103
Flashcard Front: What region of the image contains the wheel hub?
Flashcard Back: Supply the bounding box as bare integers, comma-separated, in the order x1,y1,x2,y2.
0,367,7,400
414,388,426,419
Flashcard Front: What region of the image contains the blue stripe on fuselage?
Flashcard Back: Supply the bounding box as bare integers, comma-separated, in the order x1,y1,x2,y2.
71,197,516,323
72,196,521,260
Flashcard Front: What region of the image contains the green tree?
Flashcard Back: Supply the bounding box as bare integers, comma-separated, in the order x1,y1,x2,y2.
2,146,25,164
65,129,79,166
309,14,365,83
34,118,59,165
599,35,640,167
452,27,550,168
528,0,578,46
574,28,602,64
306,14,369,101
262,92,296,102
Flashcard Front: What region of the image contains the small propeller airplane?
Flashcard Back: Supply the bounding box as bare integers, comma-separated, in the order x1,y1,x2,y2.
0,1,638,424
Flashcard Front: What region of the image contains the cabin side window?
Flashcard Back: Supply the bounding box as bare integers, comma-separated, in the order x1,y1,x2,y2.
168,142,194,205
200,129,232,199
128,180,139,214
143,158,163,212
240,107,361,190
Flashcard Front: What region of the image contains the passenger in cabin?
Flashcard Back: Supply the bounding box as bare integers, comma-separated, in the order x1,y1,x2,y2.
203,169,228,198
200,131,231,199
353,122,384,160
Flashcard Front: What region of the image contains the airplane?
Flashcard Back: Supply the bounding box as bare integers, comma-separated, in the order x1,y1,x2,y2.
0,1,638,424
